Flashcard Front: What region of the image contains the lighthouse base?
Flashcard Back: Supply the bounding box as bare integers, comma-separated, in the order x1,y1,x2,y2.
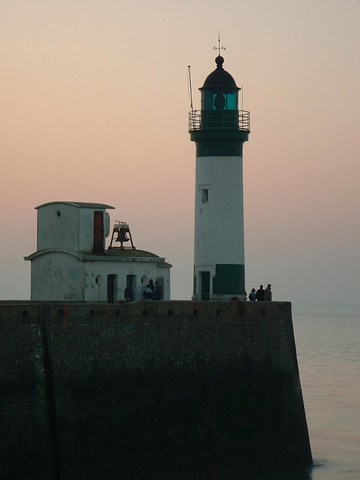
194,263,245,301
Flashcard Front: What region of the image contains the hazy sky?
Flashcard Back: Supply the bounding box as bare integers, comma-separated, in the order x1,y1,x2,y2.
1,0,359,313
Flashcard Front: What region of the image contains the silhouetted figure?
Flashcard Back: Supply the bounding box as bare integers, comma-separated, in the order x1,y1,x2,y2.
124,284,134,302
143,279,155,300
264,284,272,301
249,288,256,301
154,281,162,301
256,285,265,301
148,279,155,293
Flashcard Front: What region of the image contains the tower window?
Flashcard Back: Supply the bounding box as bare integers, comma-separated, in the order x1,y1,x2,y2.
202,189,208,204
213,93,226,110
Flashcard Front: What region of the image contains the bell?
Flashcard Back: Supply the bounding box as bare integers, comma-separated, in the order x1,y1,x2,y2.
115,229,129,243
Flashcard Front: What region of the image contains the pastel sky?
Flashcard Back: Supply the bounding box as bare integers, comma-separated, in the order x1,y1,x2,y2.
1,0,359,313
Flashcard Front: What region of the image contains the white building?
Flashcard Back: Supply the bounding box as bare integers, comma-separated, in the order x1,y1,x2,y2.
25,201,171,302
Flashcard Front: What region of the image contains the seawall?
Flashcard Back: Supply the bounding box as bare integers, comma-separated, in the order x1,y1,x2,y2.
0,301,312,479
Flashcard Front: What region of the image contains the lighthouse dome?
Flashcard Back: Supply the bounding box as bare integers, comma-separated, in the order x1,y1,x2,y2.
201,56,239,91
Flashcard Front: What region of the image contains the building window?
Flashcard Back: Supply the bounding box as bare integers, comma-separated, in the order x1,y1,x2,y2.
202,189,208,204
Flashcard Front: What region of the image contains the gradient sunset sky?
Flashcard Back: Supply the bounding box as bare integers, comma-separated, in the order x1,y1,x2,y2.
1,0,359,313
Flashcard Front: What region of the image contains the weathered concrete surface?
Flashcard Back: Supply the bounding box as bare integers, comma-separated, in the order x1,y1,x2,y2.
0,304,52,480
0,301,312,479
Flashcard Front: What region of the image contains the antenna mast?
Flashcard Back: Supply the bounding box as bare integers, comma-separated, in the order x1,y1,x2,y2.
188,65,194,111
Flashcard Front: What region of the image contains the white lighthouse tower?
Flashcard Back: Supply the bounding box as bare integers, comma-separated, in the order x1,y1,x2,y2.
189,52,250,301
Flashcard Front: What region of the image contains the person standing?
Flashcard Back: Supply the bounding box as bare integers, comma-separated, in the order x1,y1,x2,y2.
256,285,265,301
143,279,155,300
264,284,272,301
154,281,162,301
124,284,134,302
249,288,256,301
148,279,155,294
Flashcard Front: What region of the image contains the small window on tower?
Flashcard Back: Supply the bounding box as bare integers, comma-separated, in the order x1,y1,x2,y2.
213,93,226,110
202,189,208,204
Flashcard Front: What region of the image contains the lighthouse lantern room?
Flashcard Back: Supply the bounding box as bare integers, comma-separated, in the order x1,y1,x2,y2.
189,52,250,301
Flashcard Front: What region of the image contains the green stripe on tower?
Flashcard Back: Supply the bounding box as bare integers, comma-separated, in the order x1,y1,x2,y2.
190,129,248,157
196,141,243,157
213,264,245,295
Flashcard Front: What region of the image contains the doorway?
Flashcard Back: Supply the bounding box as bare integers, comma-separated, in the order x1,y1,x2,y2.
107,274,117,303
200,272,210,301
125,275,136,302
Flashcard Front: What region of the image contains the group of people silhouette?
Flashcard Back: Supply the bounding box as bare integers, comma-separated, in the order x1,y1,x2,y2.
124,278,163,302
248,284,272,301
143,279,162,301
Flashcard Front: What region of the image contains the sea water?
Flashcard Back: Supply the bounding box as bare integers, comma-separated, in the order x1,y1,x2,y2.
283,309,360,480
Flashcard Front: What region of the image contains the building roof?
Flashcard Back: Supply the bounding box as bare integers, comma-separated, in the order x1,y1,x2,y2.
201,55,239,91
36,201,114,210
107,248,172,267
25,248,172,267
106,248,161,258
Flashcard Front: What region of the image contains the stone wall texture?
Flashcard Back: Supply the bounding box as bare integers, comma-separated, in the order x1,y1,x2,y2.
0,301,312,479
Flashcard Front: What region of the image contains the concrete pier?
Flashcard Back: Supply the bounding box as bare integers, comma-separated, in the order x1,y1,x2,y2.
0,301,312,479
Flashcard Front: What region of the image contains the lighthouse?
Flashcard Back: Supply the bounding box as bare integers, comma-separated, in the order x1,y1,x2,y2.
189,53,250,301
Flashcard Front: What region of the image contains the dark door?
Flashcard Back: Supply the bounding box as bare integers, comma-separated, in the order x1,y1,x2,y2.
93,211,104,254
107,274,117,303
200,272,210,301
125,275,135,302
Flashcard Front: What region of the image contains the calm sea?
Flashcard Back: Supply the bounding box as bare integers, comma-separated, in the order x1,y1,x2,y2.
264,308,360,480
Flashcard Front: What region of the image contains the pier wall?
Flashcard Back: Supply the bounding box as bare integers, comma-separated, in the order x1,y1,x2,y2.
0,301,312,479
